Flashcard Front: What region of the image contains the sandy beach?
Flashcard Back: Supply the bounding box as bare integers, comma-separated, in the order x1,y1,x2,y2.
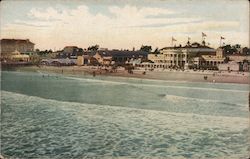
8,65,249,84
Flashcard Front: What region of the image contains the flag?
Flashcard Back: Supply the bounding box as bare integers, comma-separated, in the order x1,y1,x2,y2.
202,32,207,37
172,37,177,41
221,36,225,40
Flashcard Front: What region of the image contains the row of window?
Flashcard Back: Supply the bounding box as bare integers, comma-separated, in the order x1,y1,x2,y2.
155,60,187,63
136,64,184,68
197,61,224,66
164,54,188,58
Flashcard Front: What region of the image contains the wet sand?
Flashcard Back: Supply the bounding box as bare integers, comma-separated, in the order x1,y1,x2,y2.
11,66,250,84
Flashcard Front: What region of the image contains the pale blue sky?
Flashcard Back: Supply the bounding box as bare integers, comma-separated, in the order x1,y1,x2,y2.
1,0,249,50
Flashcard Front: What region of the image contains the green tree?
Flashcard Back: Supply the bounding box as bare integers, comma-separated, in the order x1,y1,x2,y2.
222,45,236,55
140,45,152,52
88,45,99,51
202,40,206,46
234,44,241,49
242,47,250,55
79,48,83,52
48,49,53,53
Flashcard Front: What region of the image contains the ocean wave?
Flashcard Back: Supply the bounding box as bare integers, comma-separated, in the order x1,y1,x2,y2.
2,90,248,128
65,76,127,85
163,94,248,108
64,76,248,93
164,94,214,103
1,91,249,159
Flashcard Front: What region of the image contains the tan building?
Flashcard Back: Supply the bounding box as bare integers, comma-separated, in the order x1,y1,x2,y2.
77,55,91,66
93,52,113,65
77,56,84,66
200,48,225,67
1,39,35,55
8,50,30,62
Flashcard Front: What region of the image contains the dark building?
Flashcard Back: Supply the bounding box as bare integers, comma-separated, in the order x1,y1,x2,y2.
0,39,35,54
57,46,82,59
94,50,148,65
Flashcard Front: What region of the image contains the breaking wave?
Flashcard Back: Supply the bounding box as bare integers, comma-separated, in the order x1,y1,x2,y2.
64,76,248,93
164,94,248,107
1,91,249,159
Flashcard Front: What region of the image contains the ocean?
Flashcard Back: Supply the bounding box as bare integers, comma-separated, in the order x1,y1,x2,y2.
1,71,249,159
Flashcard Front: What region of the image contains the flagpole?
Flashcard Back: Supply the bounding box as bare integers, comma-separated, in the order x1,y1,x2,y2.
171,37,173,47
220,36,225,47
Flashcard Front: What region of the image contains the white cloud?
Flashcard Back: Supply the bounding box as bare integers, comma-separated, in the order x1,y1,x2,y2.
109,5,174,18
1,4,249,50
28,7,69,21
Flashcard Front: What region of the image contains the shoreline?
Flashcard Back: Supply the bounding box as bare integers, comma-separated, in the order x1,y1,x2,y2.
3,65,250,84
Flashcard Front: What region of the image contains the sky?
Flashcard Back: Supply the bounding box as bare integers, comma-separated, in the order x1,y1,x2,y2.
0,0,249,50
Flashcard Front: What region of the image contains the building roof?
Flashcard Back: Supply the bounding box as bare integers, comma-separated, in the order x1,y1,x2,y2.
64,46,78,49
197,52,216,56
96,50,148,57
0,39,35,45
160,42,213,50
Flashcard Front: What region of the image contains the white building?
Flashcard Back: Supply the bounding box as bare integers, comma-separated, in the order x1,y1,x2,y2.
218,61,240,71
148,42,216,69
